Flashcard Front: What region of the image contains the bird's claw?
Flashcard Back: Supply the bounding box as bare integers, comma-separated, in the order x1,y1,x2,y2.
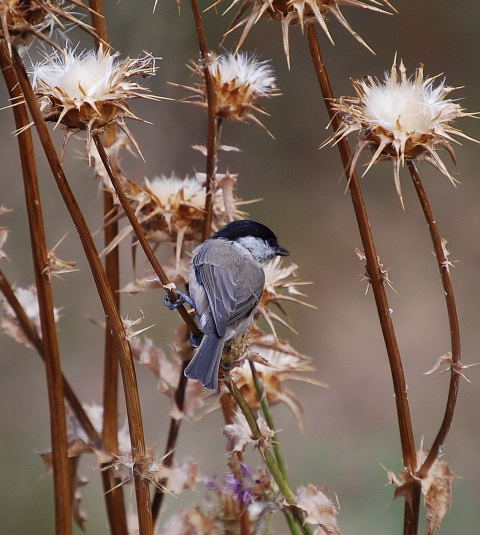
164,291,196,311
189,332,203,347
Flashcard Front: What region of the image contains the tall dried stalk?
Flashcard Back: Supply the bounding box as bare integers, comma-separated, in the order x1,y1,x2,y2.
0,43,72,535
189,0,218,241
92,134,201,337
87,1,129,532
407,161,461,479
0,267,101,447
305,26,419,534
92,134,203,529
11,50,153,535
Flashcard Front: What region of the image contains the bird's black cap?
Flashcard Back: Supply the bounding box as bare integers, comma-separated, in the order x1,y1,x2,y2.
212,220,289,256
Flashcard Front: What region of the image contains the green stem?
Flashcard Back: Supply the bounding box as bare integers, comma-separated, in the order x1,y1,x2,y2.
249,361,287,475
226,379,313,535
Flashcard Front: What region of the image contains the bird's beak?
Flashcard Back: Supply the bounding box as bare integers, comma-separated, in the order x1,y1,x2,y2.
275,245,289,256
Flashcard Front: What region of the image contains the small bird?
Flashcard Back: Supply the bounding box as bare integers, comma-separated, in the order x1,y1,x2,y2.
184,219,289,390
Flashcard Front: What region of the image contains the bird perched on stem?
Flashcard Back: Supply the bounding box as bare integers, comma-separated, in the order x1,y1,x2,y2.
167,220,289,389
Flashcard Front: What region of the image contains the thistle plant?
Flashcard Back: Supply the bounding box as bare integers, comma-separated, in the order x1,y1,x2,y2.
0,1,477,535
329,59,476,206
222,0,395,66
31,46,160,153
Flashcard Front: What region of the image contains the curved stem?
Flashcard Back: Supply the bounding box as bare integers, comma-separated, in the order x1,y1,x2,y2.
306,26,418,534
0,44,72,535
407,161,461,478
92,135,201,339
11,49,152,535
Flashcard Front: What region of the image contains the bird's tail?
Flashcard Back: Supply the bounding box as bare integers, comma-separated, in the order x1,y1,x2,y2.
184,334,225,390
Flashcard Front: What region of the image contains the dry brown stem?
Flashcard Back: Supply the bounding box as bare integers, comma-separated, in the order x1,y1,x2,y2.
306,26,418,534
11,49,152,535
189,0,217,240
87,1,129,532
92,135,201,338
0,42,72,535
407,161,461,479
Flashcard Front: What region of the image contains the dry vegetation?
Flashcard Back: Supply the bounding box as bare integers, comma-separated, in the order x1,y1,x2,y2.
0,1,477,534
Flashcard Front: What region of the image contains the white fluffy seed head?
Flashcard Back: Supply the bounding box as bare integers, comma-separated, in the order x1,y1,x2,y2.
147,176,207,210
208,52,276,98
31,46,157,131
188,52,278,130
362,75,460,135
329,59,477,205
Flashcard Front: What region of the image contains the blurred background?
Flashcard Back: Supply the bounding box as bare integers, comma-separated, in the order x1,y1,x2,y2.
1,1,479,533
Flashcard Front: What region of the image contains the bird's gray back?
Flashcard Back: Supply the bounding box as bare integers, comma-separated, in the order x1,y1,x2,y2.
191,239,265,337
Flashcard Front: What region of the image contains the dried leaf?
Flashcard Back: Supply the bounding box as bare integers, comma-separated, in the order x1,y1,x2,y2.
295,484,341,535
160,507,221,535
223,410,273,453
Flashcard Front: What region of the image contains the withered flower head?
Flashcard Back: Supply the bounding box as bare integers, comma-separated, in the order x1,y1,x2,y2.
129,331,211,421
223,410,274,453
258,256,315,337
329,59,477,206
222,0,394,67
205,464,275,530
160,508,221,535
0,1,93,53
1,285,60,348
107,173,243,263
295,484,341,535
182,52,278,134
230,328,326,425
31,46,158,143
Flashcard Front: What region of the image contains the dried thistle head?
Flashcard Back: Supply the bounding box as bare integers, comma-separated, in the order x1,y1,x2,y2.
181,52,278,134
222,0,394,67
230,328,326,424
160,508,221,535
31,46,158,146
0,285,60,347
258,256,315,336
0,1,94,53
329,59,477,206
129,329,212,421
206,464,275,530
107,173,244,262
295,484,341,535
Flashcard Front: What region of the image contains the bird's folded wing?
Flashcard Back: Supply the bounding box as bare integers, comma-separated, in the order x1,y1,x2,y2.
194,245,265,337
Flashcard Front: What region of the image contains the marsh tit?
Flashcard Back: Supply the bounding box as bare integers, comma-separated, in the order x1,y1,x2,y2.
182,220,289,390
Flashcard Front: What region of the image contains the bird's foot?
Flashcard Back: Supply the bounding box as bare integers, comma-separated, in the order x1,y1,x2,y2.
164,291,196,311
189,332,203,347
220,358,244,372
